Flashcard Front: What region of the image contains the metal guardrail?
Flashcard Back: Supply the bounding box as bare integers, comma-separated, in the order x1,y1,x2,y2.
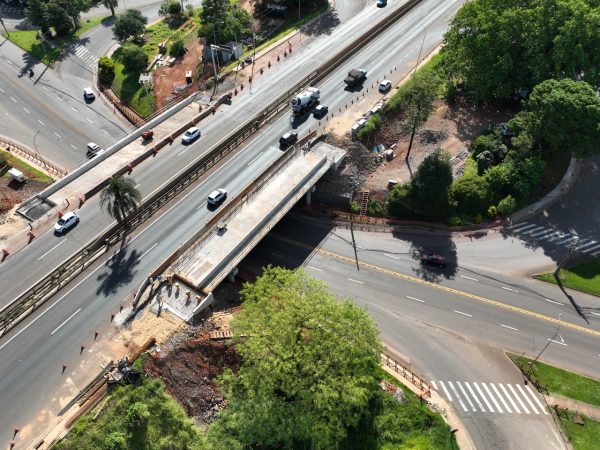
0,137,68,178
380,352,431,398
0,0,425,338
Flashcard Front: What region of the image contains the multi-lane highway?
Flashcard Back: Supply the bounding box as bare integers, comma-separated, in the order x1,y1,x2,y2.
0,1,468,446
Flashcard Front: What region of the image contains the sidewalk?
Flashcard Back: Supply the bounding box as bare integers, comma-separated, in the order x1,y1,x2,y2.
545,393,600,422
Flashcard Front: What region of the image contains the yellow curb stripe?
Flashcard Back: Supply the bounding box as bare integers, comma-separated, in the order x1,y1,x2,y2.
314,247,600,338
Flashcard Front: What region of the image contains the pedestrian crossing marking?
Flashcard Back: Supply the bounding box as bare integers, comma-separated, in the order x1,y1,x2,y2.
508,222,599,256
434,380,549,415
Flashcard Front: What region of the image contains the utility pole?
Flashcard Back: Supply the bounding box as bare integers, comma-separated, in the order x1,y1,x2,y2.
0,17,9,37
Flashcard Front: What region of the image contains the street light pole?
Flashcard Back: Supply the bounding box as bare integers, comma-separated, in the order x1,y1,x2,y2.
0,17,9,37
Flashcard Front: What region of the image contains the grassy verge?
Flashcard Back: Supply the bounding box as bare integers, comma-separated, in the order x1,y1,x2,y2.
54,375,205,450
508,353,600,407
0,149,53,183
2,16,107,66
111,48,155,117
534,259,600,297
559,413,600,450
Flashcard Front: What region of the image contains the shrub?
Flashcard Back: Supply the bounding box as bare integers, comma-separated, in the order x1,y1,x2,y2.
387,182,413,218
497,195,516,216
98,56,115,85
450,175,491,216
356,114,381,141
121,44,148,73
367,200,387,217
487,205,498,218
350,201,360,214
484,163,511,202
470,132,507,174
169,38,186,57
448,216,462,227
474,213,482,224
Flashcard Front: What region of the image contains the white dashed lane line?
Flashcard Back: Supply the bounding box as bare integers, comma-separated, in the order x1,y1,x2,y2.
454,310,472,318
406,295,425,303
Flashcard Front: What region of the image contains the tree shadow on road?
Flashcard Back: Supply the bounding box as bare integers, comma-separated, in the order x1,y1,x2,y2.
96,247,141,297
303,10,341,37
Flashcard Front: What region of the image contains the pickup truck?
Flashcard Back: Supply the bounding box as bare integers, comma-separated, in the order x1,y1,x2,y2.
344,69,367,86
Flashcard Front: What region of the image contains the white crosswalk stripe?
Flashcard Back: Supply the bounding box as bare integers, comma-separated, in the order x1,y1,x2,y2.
433,380,548,415
507,222,599,256
72,44,100,68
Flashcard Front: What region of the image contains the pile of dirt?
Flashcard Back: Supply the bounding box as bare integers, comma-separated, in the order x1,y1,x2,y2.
144,308,241,425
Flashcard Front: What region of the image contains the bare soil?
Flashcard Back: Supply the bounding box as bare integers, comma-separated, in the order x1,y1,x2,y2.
363,98,520,200
0,178,47,239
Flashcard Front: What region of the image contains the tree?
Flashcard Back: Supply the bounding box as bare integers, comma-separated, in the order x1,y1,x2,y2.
497,194,516,216
46,0,73,35
411,149,454,220
470,131,507,174
169,38,186,57
120,43,148,73
199,0,235,45
387,182,415,218
505,156,545,200
209,267,382,449
442,0,600,100
158,0,183,18
103,432,127,450
484,163,511,203
516,78,600,157
112,9,148,43
400,72,437,161
25,0,50,34
97,56,115,85
450,175,491,216
100,176,142,226
52,0,91,30
102,0,118,16
127,402,150,428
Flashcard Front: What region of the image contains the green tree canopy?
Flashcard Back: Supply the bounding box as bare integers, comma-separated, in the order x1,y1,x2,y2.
113,9,148,43
470,131,507,174
200,0,251,45
442,0,600,100
100,176,142,225
102,0,118,16
120,43,148,73
411,149,454,220
98,56,116,85
450,175,491,216
158,0,183,18
209,267,382,449
25,0,91,35
513,78,600,157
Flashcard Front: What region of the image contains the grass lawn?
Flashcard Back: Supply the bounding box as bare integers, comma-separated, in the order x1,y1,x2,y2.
2,16,107,66
508,354,600,407
559,413,600,450
535,259,600,297
0,149,53,183
54,374,205,450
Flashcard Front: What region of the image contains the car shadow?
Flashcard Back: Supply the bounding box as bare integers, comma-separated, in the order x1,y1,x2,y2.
96,247,141,297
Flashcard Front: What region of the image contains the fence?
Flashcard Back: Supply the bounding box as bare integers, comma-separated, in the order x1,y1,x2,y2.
0,137,68,179
380,352,431,398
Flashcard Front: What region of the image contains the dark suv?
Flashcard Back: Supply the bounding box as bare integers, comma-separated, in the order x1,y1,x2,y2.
420,253,447,268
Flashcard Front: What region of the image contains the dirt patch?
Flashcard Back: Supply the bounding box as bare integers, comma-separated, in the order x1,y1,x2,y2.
0,178,48,239
144,308,241,425
363,98,520,199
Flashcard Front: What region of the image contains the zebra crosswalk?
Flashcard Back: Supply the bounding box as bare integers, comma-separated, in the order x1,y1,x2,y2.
71,44,100,68
432,380,548,415
508,222,600,256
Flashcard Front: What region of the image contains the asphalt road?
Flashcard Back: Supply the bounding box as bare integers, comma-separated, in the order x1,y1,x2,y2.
0,1,467,446
240,213,600,449
0,0,461,306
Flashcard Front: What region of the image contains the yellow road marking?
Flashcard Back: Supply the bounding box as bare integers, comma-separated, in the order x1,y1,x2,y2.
306,245,600,338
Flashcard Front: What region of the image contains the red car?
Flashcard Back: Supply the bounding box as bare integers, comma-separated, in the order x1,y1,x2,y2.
420,253,447,268
141,130,154,140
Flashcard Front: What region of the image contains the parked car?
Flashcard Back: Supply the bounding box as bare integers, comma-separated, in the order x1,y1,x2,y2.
379,79,392,92
207,188,227,206
279,131,298,149
313,104,328,118
182,127,201,144
55,211,79,234
420,253,447,268
83,87,95,100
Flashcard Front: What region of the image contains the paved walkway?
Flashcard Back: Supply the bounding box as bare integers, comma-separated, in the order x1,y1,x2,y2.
545,393,600,421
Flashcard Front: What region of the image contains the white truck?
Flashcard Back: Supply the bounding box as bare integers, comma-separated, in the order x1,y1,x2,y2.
290,87,320,116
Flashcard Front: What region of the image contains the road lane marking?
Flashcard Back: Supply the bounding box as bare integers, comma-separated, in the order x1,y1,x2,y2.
544,298,564,306
0,87,4,93
473,382,494,413
406,295,424,303
526,385,548,414
457,381,476,411
591,312,600,318
70,144,77,150
103,129,110,135
23,107,30,114
56,95,63,102
86,118,93,124
460,275,478,281
50,308,81,335
42,86,49,92
448,382,468,411
493,383,513,413
482,383,502,413
195,201,207,210
306,266,322,271
37,119,46,127
522,226,545,235
10,96,17,103
501,286,518,292
576,240,598,251
517,384,539,414
271,252,285,259
383,253,399,260
548,338,567,346
454,310,472,317
348,278,364,284
70,106,78,112
54,132,61,139
438,381,452,402
464,382,485,412
273,236,600,337
555,235,579,246
508,384,530,414
38,241,65,260
500,324,519,331
247,151,264,166
135,243,158,263
511,223,535,232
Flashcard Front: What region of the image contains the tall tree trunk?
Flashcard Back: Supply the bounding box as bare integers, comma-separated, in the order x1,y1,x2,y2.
110,5,115,15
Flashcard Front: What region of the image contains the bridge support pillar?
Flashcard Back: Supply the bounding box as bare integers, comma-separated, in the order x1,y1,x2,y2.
227,267,239,283
305,185,316,206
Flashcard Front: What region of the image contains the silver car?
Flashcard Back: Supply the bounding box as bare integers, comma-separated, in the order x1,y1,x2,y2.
54,211,79,234
182,127,201,144
207,188,227,206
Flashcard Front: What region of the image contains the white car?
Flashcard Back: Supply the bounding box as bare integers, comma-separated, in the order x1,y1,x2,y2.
83,87,95,100
87,142,102,155
55,211,79,234
182,127,201,144
207,188,227,206
379,79,392,92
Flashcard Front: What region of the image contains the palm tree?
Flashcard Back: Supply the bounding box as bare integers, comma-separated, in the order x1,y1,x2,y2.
102,0,119,16
100,176,142,226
